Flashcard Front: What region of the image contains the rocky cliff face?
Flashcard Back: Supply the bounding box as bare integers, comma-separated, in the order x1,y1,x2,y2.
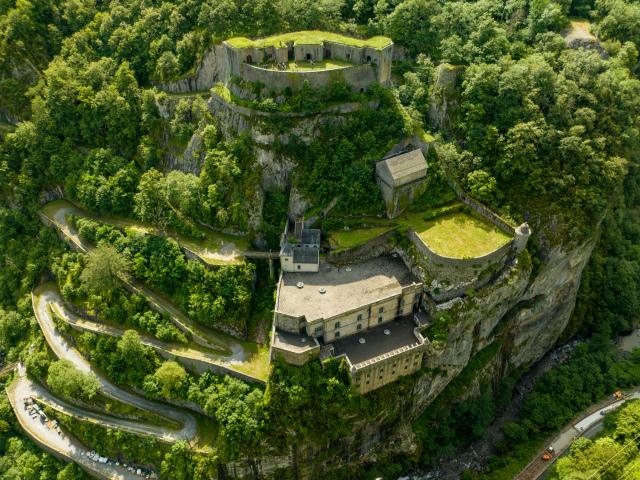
152,45,226,93
217,232,596,479
154,71,600,478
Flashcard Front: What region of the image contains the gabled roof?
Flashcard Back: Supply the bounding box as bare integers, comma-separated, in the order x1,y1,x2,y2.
292,246,319,264
376,149,427,188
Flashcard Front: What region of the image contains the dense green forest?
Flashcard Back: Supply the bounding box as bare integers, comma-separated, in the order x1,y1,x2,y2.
2,0,640,478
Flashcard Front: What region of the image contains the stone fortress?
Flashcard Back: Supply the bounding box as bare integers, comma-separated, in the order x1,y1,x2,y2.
204,31,532,395
222,31,393,94
271,143,531,394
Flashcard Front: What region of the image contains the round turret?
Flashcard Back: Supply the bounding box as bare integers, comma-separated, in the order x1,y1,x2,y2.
514,222,531,255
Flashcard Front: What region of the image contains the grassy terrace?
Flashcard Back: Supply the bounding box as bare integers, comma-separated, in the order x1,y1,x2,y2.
260,59,352,71
329,225,395,253
226,30,392,50
417,211,512,258
328,203,513,259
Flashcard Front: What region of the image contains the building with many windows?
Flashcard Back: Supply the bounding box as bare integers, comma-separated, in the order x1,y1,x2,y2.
271,255,429,393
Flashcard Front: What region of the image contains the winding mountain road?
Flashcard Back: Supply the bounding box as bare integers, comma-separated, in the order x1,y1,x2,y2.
7,365,141,480
39,201,269,382
30,288,198,440
14,372,186,442
41,283,262,379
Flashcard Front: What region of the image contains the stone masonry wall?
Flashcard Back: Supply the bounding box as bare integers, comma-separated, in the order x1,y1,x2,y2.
240,63,377,93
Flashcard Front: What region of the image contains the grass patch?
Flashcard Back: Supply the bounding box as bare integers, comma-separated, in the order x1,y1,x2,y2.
226,30,392,50
329,225,395,253
258,59,352,71
416,211,512,259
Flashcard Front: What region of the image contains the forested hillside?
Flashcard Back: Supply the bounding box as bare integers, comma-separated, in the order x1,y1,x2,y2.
2,0,640,478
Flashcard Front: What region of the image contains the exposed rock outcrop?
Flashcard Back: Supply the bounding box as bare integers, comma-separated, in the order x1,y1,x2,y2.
153,45,226,93
428,63,462,131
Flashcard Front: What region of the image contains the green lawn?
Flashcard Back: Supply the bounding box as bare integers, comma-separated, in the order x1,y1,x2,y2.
226,30,392,49
262,59,352,71
329,225,395,253
417,211,512,258
325,204,513,259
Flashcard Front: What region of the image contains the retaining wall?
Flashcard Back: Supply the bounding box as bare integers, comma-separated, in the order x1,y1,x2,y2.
407,229,513,301
152,45,226,94
240,62,377,93
408,230,513,267
327,229,396,265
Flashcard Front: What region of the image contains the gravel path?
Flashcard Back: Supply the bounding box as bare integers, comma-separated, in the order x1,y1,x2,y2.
7,365,141,480
31,289,198,440
40,201,269,381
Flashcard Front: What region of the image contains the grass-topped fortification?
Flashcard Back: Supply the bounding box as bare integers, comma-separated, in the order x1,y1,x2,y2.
225,31,392,50
222,30,393,94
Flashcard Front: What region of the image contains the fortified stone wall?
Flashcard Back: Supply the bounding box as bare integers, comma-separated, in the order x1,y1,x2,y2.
407,230,514,301
222,38,392,93
240,63,377,93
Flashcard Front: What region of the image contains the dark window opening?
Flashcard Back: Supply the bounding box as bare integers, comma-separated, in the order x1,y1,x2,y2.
357,324,362,330
288,48,294,60
346,53,351,60
366,55,371,62
246,55,252,63
325,49,331,58
306,53,312,61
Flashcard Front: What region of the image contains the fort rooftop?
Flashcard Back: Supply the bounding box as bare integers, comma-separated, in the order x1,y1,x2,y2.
225,31,392,50
276,256,419,323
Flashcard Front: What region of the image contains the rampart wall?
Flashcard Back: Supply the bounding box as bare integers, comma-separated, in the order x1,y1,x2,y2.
408,230,513,267
240,63,377,93
223,39,392,93
407,229,514,301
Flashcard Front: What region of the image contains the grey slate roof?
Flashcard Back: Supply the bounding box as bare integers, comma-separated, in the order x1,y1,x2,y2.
300,229,321,246
330,316,422,365
376,149,427,188
280,243,293,256
292,246,319,264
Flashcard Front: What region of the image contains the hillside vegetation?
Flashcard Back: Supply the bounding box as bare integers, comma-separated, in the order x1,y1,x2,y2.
1,0,640,478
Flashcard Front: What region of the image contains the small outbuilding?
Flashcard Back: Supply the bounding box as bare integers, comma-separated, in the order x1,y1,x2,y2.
376,148,428,218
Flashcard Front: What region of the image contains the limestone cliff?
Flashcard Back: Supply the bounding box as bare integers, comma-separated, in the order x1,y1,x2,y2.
154,72,601,478
152,45,227,94
215,231,596,479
